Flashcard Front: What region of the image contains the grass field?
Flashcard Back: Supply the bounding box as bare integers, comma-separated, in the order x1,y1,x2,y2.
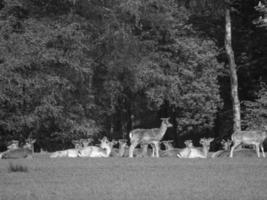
0,156,267,200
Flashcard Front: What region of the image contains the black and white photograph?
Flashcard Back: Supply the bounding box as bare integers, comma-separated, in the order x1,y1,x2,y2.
0,0,267,199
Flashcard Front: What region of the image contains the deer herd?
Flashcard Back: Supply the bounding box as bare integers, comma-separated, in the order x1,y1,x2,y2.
0,118,267,160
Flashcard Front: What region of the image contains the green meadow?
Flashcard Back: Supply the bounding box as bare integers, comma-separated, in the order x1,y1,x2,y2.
0,156,267,200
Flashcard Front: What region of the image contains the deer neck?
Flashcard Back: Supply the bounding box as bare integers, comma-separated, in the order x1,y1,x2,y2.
166,144,173,151
103,145,112,156
159,123,168,138
202,146,209,158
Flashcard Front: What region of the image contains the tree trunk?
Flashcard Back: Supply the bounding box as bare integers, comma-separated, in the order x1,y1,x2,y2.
224,0,241,132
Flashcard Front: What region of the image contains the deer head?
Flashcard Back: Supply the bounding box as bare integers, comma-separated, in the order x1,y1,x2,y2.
7,140,19,150
80,138,93,147
184,140,193,148
160,118,173,128
162,140,174,151
221,139,232,151
23,139,36,149
200,138,214,147
72,140,82,149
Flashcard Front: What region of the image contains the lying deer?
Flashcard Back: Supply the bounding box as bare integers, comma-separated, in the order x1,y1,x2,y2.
0,140,19,158
50,148,80,158
177,138,214,158
160,140,177,157
78,137,116,158
211,139,232,158
129,118,172,158
162,140,174,151
80,138,93,147
1,139,36,159
72,140,82,149
177,140,193,158
229,127,267,158
50,140,81,158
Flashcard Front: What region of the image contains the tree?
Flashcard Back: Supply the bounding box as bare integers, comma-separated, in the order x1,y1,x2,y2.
0,0,100,150
224,0,241,132
0,0,223,149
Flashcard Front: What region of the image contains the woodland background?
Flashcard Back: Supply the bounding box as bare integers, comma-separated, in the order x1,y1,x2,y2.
0,0,266,151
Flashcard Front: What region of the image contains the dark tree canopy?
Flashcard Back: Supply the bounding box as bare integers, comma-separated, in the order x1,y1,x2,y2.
0,0,266,150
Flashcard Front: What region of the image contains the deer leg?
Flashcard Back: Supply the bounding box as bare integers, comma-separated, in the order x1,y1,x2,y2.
255,144,260,158
155,142,160,158
141,144,148,157
149,144,155,157
260,144,265,158
229,142,240,158
129,142,138,158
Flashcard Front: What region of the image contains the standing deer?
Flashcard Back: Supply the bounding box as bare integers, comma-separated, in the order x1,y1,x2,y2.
128,118,172,158
2,139,36,159
229,127,267,158
177,138,214,158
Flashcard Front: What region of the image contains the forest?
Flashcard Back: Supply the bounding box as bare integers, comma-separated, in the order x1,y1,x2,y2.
0,0,266,151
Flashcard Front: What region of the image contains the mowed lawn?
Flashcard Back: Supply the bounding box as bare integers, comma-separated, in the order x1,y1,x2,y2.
0,156,267,200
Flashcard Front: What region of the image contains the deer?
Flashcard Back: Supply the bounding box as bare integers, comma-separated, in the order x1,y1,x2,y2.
1,139,36,159
0,140,19,158
118,139,128,157
80,138,93,147
162,140,174,151
150,141,160,157
128,118,172,158
50,143,81,158
50,139,82,158
160,140,176,157
177,140,193,158
211,139,232,158
78,137,116,158
177,138,214,158
229,126,267,158
50,148,80,158
72,140,82,149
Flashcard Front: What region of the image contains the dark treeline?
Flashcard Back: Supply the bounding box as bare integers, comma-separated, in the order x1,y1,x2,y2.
0,0,266,151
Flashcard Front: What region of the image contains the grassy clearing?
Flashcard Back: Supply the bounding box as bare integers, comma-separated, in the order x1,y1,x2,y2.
0,156,267,200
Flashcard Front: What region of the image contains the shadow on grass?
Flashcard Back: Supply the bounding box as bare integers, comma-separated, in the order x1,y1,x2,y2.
8,162,29,173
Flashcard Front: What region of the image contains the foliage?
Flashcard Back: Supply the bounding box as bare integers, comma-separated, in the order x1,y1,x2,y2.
0,0,223,148
93,0,223,135
242,84,267,129
254,0,267,28
0,1,100,146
